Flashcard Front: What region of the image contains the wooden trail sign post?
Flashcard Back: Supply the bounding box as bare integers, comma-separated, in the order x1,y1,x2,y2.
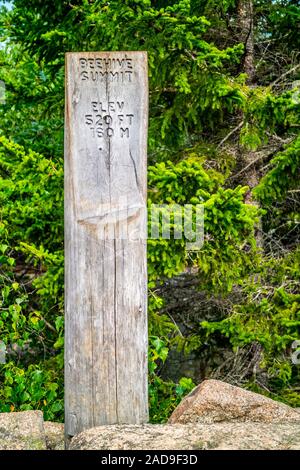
64,52,148,439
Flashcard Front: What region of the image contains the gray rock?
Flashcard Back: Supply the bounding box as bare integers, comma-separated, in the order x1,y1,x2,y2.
0,410,46,450
44,421,65,450
169,379,300,424
69,423,300,450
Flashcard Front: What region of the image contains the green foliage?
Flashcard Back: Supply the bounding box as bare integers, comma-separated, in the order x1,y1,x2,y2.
0,362,63,420
0,136,63,249
254,136,300,205
0,137,64,420
0,46,64,156
240,88,300,150
253,135,300,251
149,375,195,423
148,158,259,290
148,319,195,422
200,249,300,403
256,0,300,52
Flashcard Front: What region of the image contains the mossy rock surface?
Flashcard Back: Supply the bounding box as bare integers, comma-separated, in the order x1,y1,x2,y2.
69,423,300,450
0,410,46,450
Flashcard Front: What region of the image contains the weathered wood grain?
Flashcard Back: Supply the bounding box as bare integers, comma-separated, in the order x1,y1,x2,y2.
64,52,148,440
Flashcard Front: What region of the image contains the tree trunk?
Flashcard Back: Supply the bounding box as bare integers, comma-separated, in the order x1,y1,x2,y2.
237,1,262,247
237,0,258,203
237,0,255,83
